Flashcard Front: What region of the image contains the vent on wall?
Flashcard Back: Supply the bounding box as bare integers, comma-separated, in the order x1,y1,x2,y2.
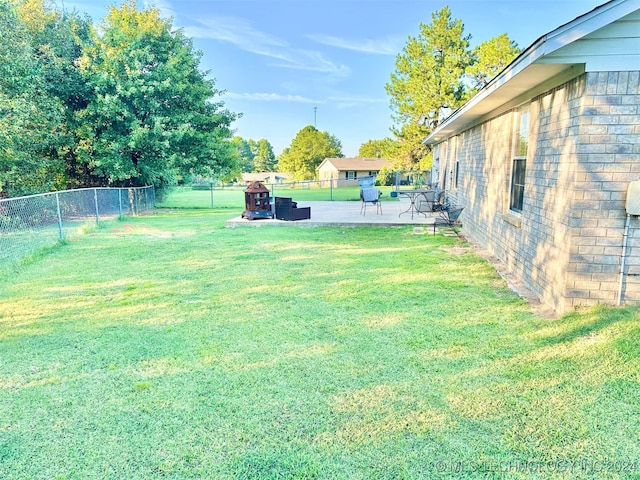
626,181,640,215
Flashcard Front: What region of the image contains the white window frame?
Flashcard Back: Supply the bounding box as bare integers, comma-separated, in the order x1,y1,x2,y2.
509,106,530,213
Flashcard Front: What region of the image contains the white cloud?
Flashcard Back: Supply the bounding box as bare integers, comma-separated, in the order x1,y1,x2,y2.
224,92,322,104
327,95,388,109
185,16,287,52
328,95,387,104
143,0,176,19
306,33,403,55
223,92,385,109
184,16,349,77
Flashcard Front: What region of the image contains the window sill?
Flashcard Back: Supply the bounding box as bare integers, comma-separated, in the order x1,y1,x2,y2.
501,212,522,228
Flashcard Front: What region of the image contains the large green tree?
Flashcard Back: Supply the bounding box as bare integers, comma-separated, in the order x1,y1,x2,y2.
0,0,63,195
358,137,398,160
386,6,471,169
76,0,238,188
358,137,400,186
15,0,95,190
231,136,276,173
253,139,276,172
231,136,255,173
277,125,342,181
467,33,520,91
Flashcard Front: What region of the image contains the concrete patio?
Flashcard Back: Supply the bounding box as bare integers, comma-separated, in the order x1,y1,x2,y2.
225,198,440,228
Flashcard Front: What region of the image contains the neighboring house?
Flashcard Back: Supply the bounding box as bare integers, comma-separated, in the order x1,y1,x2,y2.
317,157,392,187
424,0,640,314
241,172,288,185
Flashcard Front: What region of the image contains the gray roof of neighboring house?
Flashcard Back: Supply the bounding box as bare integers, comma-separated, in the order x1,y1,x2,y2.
241,172,288,182
317,157,392,171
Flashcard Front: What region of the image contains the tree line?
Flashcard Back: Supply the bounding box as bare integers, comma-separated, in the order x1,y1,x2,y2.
0,0,238,197
255,6,520,180
1,0,520,195
384,6,520,169
231,137,277,174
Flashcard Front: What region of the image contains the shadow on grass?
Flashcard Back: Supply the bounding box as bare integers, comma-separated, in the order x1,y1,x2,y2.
230,448,321,480
531,304,640,348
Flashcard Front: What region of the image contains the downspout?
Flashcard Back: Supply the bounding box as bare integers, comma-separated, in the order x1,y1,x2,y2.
617,214,630,306
620,181,640,306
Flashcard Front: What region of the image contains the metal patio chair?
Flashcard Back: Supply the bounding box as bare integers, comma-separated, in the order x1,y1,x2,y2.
415,190,436,213
416,190,447,214
433,207,464,235
360,187,382,216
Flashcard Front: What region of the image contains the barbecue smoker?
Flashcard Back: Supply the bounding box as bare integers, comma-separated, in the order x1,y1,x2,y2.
242,181,274,220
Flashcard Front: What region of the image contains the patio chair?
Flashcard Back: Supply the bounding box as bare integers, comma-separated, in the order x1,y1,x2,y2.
415,190,448,213
433,207,464,235
434,190,447,211
360,187,382,216
415,190,439,213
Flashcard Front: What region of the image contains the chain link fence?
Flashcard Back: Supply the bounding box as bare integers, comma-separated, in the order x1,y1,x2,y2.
0,186,155,271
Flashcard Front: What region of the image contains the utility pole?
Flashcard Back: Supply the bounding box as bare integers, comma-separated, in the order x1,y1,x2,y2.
313,106,317,128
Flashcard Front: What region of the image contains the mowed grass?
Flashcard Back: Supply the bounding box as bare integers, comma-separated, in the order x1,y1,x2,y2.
157,185,399,209
1,201,640,479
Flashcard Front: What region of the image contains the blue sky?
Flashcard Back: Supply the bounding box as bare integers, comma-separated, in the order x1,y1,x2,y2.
65,0,606,157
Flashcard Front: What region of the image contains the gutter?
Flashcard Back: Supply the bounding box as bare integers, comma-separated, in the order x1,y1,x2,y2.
424,0,635,145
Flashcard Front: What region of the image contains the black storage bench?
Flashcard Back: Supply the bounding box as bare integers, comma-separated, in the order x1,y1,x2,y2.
274,197,311,221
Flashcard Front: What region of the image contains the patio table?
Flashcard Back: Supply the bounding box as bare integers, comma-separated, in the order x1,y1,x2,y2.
397,189,430,219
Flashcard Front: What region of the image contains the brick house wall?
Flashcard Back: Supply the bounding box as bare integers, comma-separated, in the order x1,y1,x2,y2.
570,71,640,310
434,71,640,314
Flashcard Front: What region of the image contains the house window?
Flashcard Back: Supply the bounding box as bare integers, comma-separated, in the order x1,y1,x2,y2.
509,107,529,213
510,159,526,212
346,171,356,180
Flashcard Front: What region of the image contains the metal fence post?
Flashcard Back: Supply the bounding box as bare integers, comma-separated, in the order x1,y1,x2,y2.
330,174,333,201
94,188,100,223
55,193,64,240
0,187,157,271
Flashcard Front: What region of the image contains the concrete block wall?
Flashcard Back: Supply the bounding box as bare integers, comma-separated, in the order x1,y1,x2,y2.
523,77,585,312
446,113,518,270
439,78,583,313
436,70,640,314
567,71,640,309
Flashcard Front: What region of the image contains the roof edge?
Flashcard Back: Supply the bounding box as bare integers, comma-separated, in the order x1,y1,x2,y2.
424,0,637,144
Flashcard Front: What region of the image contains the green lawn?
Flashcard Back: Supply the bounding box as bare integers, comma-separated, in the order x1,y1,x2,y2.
1,198,640,479
157,185,399,209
